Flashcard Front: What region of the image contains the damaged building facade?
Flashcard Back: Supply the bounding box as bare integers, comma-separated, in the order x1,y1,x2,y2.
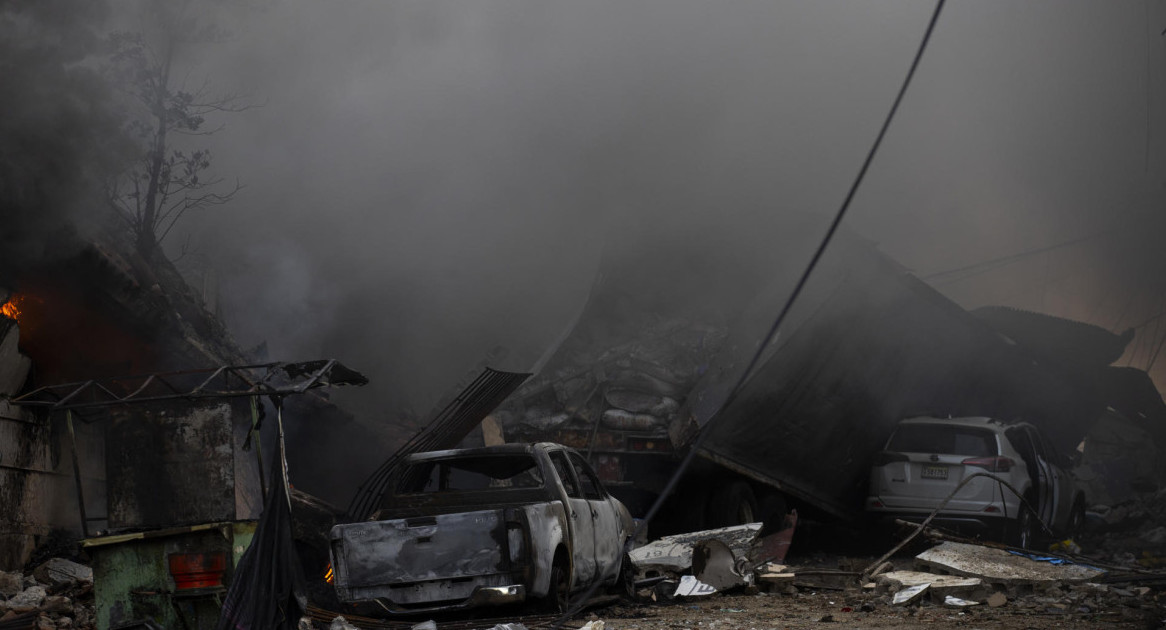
0,222,381,575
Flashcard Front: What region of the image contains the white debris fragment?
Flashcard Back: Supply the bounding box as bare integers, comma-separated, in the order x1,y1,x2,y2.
943,595,980,607
891,583,929,606
674,575,718,597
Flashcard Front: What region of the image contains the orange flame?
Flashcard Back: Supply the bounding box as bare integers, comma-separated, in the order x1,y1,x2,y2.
0,295,22,322
324,563,334,584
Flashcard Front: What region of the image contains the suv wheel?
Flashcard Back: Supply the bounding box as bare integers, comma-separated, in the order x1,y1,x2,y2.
1012,505,1035,549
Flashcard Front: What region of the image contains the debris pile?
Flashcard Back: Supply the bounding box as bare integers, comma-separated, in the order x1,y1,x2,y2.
0,559,94,630
1087,487,1166,568
496,319,725,440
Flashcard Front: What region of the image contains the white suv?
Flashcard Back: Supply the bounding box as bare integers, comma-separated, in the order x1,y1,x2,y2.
866,417,1085,548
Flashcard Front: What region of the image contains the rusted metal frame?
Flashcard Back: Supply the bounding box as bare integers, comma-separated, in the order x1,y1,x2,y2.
12,362,291,408
187,366,231,395
120,374,160,400
65,411,89,538
11,364,353,412
291,359,337,393
51,380,96,408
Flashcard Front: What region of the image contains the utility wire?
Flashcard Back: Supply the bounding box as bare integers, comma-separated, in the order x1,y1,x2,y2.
922,203,1151,286
552,0,948,623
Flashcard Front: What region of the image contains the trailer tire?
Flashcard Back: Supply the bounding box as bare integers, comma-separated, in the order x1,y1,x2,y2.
708,480,757,527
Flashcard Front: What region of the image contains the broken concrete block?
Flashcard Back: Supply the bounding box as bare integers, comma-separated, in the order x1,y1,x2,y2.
0,571,22,598
329,616,358,630
914,542,1105,585
986,591,1008,607
41,596,71,614
5,586,46,613
892,583,929,606
32,559,92,587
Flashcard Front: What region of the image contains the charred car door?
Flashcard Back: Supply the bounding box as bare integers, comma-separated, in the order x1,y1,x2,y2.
549,450,597,586
568,452,623,582
1034,429,1074,530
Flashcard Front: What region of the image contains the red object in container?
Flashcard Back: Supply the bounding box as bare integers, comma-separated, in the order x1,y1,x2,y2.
169,552,228,590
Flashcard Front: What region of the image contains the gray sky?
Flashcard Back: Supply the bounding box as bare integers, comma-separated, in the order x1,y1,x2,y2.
160,0,1166,420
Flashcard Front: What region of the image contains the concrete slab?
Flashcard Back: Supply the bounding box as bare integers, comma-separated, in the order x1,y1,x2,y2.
914,542,1105,585
876,570,982,593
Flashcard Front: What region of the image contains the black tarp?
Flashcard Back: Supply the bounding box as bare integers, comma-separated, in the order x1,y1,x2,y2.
216,413,306,630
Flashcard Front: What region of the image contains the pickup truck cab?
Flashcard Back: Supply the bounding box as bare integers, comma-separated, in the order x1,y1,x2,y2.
329,443,634,614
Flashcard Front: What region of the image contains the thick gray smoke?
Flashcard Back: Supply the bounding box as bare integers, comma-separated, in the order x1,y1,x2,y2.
0,0,134,275
137,0,1166,423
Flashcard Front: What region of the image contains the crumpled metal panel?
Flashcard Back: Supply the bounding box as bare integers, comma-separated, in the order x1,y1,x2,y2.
345,368,531,522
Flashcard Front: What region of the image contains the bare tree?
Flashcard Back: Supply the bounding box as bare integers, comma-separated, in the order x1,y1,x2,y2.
107,1,253,261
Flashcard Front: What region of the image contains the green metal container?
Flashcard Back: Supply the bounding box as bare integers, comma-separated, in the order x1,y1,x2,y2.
85,521,256,630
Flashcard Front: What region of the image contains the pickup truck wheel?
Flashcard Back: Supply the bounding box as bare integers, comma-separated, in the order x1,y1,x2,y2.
543,560,570,614
616,552,636,600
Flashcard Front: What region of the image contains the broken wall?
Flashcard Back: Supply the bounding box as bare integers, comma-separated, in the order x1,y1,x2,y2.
106,399,261,530
0,314,105,570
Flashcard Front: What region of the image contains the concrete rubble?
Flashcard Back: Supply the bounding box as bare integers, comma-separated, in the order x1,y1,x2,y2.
0,559,94,630
913,541,1106,585
628,523,763,579
1086,486,1166,568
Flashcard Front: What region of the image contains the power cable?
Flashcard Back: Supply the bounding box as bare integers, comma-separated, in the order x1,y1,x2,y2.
552,0,948,622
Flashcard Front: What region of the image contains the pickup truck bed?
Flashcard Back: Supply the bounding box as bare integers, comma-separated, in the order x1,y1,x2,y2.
329,443,633,614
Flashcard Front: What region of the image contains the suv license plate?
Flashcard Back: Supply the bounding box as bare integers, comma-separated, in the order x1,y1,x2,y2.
921,465,948,480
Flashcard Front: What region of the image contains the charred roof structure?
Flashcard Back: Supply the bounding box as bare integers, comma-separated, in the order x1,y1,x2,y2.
496,218,1166,529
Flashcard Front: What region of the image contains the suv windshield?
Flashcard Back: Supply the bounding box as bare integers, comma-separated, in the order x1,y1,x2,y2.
887,424,998,457
397,454,544,494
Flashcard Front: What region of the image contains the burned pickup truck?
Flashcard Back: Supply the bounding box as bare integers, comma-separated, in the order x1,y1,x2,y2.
329,443,634,613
